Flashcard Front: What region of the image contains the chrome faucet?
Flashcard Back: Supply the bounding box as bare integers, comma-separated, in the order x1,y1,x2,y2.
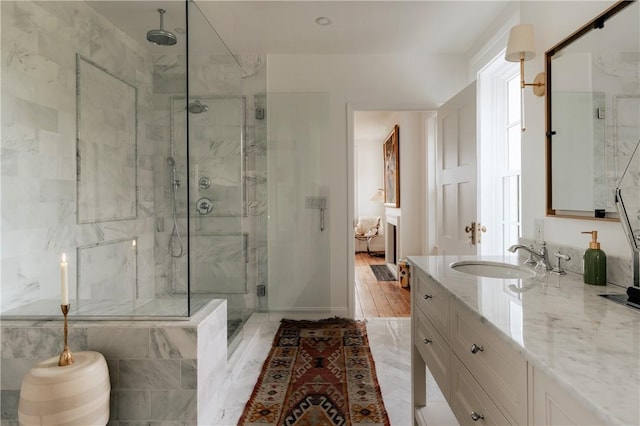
508,242,552,270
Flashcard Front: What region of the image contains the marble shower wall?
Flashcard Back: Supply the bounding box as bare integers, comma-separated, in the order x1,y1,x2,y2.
1,0,160,313
594,51,640,212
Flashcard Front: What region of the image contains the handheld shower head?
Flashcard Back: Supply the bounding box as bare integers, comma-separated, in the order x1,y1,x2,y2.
167,157,180,189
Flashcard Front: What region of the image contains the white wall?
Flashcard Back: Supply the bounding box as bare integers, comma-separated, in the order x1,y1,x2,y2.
355,137,385,218
354,137,386,253
387,111,426,259
267,54,466,313
266,3,632,315
516,1,628,257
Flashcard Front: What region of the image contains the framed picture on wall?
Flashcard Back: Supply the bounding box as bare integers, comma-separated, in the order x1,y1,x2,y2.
383,125,400,207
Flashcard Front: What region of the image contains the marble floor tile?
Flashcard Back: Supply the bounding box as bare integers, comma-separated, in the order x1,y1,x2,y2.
217,313,418,426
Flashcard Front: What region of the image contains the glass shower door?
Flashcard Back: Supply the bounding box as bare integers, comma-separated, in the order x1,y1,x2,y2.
184,2,252,344
266,93,331,310
185,96,248,321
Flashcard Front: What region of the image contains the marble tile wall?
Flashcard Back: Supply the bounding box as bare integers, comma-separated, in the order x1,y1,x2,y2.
594,51,640,213
520,237,632,287
0,300,227,425
1,0,269,321
1,0,157,313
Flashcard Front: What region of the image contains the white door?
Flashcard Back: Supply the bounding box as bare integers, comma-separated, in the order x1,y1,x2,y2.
436,81,480,255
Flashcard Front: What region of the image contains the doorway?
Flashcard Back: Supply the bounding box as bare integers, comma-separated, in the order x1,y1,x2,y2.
351,109,430,318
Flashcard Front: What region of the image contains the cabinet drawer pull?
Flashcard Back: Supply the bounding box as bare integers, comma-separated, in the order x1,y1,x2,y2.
423,294,433,300
423,338,432,344
470,411,485,421
470,343,484,354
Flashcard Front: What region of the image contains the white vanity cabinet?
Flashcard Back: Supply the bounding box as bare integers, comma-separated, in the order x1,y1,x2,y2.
411,264,526,425
410,256,631,426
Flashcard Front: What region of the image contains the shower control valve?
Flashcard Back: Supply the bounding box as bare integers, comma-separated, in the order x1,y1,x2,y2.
198,177,211,190
196,198,213,215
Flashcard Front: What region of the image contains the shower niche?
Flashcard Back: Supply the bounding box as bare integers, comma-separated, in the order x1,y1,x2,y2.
76,54,138,224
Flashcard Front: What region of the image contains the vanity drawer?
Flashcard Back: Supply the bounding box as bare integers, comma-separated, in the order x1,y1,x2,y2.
415,307,450,398
449,353,514,426
413,267,450,340
450,300,527,425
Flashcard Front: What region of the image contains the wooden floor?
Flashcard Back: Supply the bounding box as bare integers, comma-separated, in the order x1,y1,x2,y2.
354,252,411,318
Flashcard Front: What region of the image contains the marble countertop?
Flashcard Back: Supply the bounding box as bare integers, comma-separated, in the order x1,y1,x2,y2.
409,255,640,426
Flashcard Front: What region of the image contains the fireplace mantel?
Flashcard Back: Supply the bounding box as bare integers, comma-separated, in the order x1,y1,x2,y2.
385,212,400,278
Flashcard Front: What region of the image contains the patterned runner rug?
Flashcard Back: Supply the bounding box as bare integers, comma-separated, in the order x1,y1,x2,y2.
238,318,390,426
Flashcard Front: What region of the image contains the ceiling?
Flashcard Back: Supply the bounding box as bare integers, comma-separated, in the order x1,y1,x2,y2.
89,1,514,140
194,1,514,55
354,111,397,140
89,1,514,56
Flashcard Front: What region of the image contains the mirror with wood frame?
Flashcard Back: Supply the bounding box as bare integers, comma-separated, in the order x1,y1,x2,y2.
546,0,639,220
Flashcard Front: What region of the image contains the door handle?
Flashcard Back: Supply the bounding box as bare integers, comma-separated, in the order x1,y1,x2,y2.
465,221,475,245
465,221,487,246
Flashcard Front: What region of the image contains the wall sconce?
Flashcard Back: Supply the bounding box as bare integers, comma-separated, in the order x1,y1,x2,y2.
505,24,545,132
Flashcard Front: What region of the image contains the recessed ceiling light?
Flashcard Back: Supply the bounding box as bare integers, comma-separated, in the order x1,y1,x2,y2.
315,17,332,26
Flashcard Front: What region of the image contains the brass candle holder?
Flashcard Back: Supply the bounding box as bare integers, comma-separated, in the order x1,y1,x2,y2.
58,304,74,366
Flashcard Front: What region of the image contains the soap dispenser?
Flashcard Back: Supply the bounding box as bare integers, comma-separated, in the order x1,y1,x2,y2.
581,231,607,286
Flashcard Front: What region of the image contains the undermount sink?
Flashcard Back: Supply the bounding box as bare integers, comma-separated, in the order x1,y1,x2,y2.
450,260,536,279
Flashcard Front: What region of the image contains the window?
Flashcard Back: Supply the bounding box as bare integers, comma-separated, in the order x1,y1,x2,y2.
502,74,522,251
478,54,521,255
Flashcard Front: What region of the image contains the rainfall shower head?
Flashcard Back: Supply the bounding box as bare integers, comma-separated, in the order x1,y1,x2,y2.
147,9,177,46
167,157,175,167
187,100,209,114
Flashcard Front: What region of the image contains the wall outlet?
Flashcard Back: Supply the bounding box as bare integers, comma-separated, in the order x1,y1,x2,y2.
534,219,544,243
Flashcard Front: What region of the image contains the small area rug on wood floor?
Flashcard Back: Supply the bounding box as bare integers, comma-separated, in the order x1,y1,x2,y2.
238,318,390,426
369,265,396,281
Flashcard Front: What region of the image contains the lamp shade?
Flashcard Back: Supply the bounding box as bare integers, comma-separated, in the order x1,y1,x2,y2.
370,188,384,203
505,24,536,62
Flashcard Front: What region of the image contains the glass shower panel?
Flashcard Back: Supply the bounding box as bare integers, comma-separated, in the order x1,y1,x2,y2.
266,93,331,311
186,3,251,341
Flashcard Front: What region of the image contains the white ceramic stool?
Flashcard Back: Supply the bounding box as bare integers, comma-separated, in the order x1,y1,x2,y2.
19,351,110,426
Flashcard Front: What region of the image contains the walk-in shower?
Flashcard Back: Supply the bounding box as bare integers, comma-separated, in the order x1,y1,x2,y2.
0,0,259,331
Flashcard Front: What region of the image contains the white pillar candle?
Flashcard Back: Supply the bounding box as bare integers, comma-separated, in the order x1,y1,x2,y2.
60,253,69,305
